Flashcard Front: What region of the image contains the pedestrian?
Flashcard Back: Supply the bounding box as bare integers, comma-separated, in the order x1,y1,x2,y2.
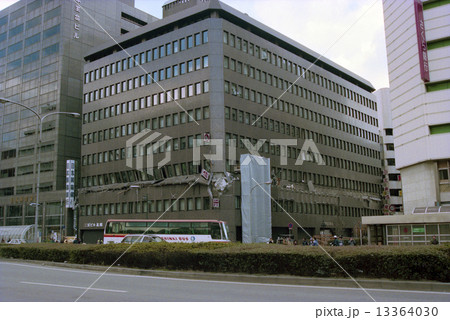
332,235,339,246
312,237,319,246
268,238,274,244
293,240,298,245
339,236,344,246
302,238,308,246
430,236,439,245
348,237,356,246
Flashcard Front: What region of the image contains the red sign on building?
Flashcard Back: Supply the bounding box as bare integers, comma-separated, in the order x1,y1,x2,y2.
414,0,430,82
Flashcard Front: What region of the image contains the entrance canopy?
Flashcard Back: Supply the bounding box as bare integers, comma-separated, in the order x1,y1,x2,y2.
0,225,37,243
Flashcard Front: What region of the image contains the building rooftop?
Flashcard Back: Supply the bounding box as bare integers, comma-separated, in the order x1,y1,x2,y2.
84,0,375,92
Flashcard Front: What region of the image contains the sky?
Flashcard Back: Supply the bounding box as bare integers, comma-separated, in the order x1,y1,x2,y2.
0,0,389,89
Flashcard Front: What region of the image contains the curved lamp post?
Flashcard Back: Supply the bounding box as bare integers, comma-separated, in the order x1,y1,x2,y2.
0,97,80,242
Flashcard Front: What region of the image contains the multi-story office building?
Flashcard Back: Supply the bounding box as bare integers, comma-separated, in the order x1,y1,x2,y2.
363,0,449,245
80,0,382,243
0,0,157,240
375,88,403,215
382,0,450,213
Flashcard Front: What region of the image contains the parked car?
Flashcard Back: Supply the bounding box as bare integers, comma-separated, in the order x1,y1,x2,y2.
121,234,165,244
7,239,27,244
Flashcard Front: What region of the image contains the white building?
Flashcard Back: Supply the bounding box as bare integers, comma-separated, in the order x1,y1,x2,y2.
383,0,450,214
362,0,449,245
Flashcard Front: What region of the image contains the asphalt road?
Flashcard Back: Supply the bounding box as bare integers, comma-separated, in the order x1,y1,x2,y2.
1,260,449,302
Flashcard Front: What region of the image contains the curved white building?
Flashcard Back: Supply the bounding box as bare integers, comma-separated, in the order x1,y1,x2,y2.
383,0,450,214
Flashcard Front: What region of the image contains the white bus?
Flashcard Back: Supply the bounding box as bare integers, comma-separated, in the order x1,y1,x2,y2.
104,219,230,244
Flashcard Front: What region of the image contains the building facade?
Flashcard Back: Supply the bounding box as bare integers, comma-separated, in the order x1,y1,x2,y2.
362,0,450,245
80,0,382,243
382,0,450,214
0,0,157,241
375,88,404,215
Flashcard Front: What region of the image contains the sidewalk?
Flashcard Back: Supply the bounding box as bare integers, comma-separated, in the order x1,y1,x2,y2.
2,257,449,292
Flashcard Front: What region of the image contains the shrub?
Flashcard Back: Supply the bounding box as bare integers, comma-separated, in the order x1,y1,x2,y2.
0,243,448,281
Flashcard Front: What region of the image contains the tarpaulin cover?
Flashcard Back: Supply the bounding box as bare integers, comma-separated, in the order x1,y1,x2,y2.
240,154,271,243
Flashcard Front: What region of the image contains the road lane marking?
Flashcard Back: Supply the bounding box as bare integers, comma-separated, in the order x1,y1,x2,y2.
20,281,127,293
4,261,449,296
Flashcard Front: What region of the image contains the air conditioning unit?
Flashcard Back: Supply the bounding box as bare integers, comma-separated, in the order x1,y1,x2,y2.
24,129,35,136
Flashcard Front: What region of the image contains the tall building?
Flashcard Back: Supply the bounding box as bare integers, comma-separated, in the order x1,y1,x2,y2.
0,0,157,240
383,0,450,213
375,88,403,215
363,0,449,245
80,0,382,243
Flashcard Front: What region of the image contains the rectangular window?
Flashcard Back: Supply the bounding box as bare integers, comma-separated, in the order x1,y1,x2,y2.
11,7,25,21
8,41,23,54
43,43,59,57
43,24,59,39
187,35,193,48
9,24,24,37
430,123,450,135
23,51,39,65
7,58,22,71
44,6,61,22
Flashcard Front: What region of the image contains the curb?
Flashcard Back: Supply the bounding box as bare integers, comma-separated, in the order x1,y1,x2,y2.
2,258,449,292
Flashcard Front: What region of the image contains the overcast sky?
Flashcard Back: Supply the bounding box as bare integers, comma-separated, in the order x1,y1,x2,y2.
1,0,389,89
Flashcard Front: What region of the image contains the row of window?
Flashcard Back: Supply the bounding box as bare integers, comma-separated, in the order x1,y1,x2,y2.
80,196,213,217
0,0,57,28
2,120,55,144
3,43,59,72
0,143,54,161
82,148,380,194
0,182,52,196
224,55,378,127
224,80,380,144
223,135,380,177
1,23,60,60
82,106,209,147
0,161,54,178
271,199,381,217
224,107,380,160
82,159,210,188
269,165,380,193
84,30,208,84
79,199,380,217
223,30,377,111
83,55,209,104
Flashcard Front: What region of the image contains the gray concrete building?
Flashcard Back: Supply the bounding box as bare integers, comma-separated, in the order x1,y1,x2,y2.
80,0,382,243
375,88,403,215
0,0,157,241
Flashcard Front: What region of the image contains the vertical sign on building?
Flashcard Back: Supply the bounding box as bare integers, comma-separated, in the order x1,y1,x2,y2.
73,0,81,39
414,0,430,82
66,160,76,209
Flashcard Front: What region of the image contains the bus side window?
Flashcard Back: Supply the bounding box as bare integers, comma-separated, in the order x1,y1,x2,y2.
211,223,221,239
112,222,123,234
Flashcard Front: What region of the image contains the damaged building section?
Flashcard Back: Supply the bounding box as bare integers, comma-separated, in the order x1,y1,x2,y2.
79,0,382,243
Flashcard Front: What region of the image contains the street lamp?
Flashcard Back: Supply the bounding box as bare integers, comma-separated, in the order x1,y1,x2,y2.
0,97,80,243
